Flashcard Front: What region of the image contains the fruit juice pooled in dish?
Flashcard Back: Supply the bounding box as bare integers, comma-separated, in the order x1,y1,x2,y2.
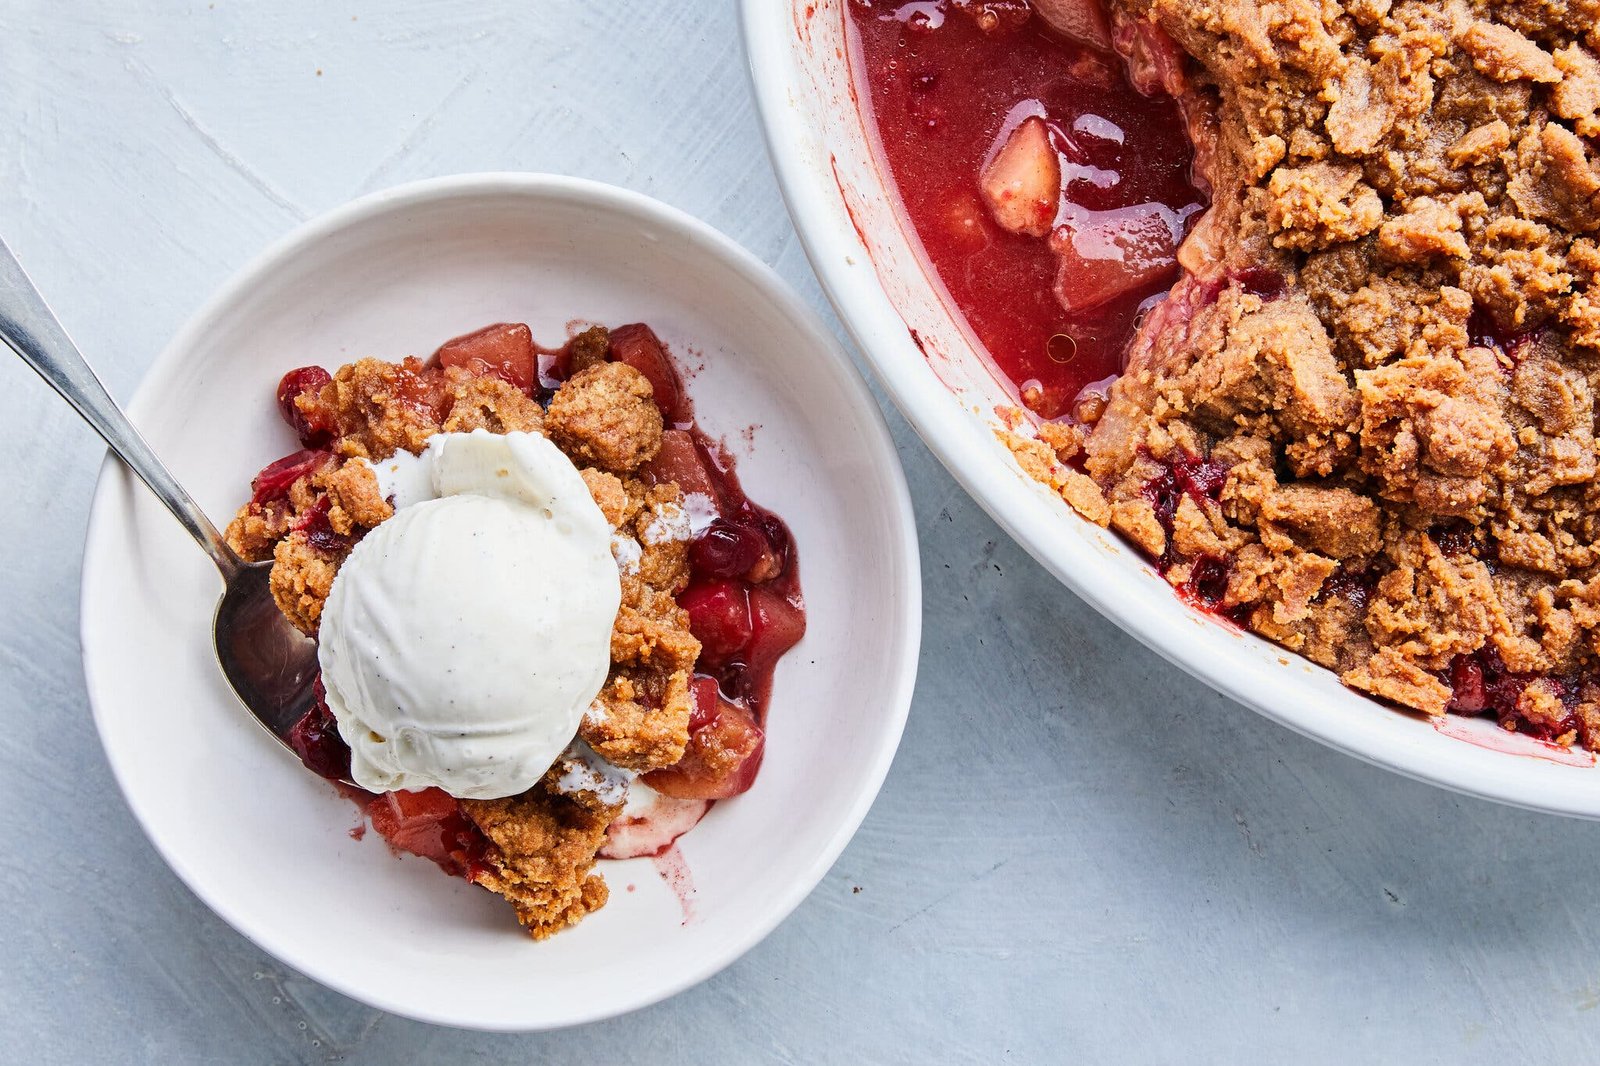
224,320,806,938
847,0,1205,419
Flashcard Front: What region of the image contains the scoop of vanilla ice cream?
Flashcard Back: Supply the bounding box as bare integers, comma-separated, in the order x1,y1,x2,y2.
318,430,620,800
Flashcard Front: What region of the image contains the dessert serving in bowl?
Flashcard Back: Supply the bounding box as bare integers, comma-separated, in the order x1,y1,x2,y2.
78,175,919,1028
229,314,811,939
743,0,1600,814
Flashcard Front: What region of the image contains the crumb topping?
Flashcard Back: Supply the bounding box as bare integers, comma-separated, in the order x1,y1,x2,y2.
460,783,621,940
1010,0,1600,740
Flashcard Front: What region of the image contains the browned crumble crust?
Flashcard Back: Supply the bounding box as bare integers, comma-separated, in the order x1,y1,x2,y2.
1013,0,1600,736
321,459,395,531
582,481,699,770
546,361,666,473
567,324,612,376
441,374,547,437
223,339,700,934
460,782,622,940
226,500,296,562
269,535,341,635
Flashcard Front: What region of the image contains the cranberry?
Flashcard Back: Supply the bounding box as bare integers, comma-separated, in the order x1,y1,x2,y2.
1140,467,1182,532
1233,267,1285,302
286,677,353,782
276,366,334,446
1138,448,1230,550
759,513,792,566
1175,453,1229,497
680,580,753,662
535,353,565,401
1316,564,1380,613
1433,522,1478,557
250,448,330,505
689,521,767,580
1467,304,1504,350
1188,556,1230,606
1467,304,1542,368
294,496,352,554
1132,448,1253,621
1443,649,1590,745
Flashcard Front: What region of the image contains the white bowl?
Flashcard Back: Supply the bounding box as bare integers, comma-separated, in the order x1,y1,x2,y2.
79,174,920,1029
741,1,1600,816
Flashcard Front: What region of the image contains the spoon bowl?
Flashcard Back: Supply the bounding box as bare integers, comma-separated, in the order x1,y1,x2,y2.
0,236,328,776
213,561,320,744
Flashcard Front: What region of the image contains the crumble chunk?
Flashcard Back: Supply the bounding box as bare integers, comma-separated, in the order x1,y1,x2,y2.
441,373,546,435
581,467,631,525
460,784,621,940
1000,424,1113,526
1266,163,1385,250
581,669,695,772
269,533,341,636
225,498,294,562
320,460,393,534
546,362,664,474
306,357,446,459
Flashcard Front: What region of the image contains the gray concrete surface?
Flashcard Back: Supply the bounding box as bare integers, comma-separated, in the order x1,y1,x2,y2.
3,1,1599,1062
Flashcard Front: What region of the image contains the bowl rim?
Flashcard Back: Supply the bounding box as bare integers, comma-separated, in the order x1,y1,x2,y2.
78,171,924,1029
739,0,1600,819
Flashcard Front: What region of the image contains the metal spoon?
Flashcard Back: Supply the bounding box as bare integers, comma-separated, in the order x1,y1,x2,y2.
0,236,325,766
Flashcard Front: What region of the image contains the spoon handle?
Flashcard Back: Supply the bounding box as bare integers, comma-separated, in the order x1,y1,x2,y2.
0,236,240,579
